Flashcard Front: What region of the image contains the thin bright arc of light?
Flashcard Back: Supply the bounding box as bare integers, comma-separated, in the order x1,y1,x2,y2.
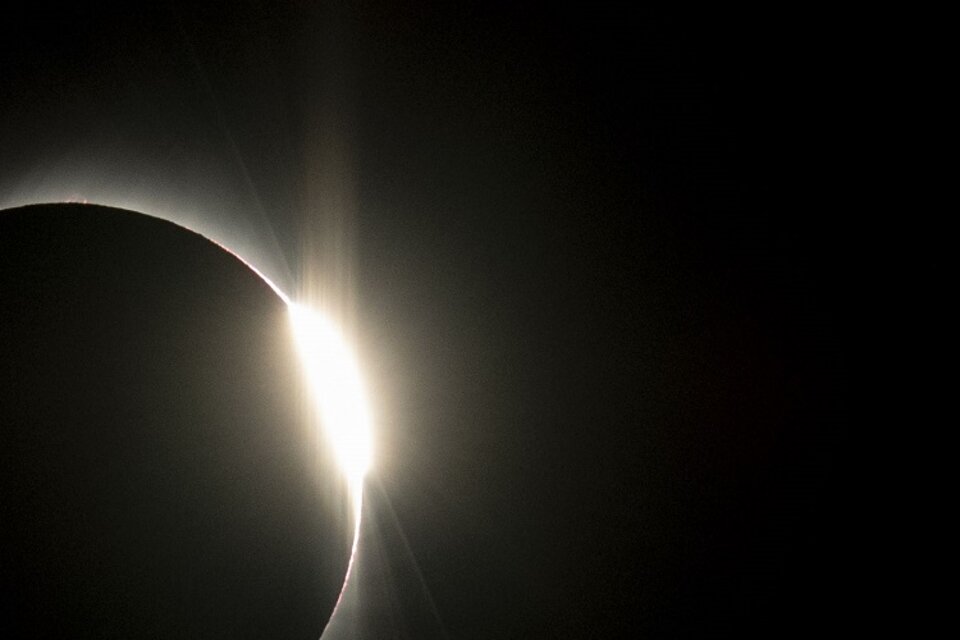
182,233,375,639
207,238,292,305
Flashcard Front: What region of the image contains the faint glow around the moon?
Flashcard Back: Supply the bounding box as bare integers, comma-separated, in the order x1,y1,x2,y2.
288,303,373,501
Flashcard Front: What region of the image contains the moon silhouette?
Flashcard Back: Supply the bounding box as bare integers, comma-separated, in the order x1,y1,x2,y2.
0,203,353,638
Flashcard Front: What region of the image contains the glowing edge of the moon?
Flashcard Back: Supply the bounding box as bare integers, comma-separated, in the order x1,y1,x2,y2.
206,240,370,638
210,241,371,514
216,244,370,638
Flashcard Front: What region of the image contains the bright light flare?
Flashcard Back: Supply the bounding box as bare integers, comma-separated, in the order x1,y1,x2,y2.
288,303,373,494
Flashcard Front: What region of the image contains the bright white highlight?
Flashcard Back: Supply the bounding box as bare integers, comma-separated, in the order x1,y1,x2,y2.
288,303,373,494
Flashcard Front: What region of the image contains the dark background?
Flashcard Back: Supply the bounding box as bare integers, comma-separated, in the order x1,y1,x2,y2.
2,2,857,638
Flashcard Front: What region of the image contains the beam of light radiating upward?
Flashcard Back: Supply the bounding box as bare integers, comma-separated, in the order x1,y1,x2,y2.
288,303,372,515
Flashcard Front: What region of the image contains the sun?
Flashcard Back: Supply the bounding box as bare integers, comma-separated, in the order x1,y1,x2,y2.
288,302,373,514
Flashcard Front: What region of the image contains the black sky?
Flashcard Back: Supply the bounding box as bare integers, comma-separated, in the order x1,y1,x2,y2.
1,2,858,638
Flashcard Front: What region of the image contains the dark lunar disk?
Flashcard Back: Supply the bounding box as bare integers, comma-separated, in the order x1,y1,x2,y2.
0,204,352,638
